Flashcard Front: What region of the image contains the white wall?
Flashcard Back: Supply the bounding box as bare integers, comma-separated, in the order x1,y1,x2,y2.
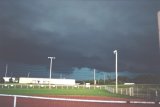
19,77,75,85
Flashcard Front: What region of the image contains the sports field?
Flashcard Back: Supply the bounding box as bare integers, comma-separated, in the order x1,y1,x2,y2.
0,84,159,99
0,84,159,107
0,86,130,99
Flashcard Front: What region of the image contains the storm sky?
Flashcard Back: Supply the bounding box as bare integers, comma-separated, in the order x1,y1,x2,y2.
0,0,160,79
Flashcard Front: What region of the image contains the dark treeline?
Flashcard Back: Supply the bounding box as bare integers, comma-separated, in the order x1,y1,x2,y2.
132,74,160,84
76,74,160,85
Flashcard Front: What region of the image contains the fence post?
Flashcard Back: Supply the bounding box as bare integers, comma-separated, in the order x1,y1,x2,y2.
129,88,131,96
137,87,138,97
126,88,128,95
13,96,17,107
155,90,158,102
132,87,134,96
121,88,122,95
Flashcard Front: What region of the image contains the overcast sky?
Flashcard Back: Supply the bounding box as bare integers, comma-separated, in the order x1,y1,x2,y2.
0,0,160,79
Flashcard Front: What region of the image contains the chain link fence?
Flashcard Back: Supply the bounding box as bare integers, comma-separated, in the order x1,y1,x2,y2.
105,84,160,101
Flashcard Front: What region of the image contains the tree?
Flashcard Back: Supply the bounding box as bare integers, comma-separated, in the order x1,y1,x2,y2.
15,77,19,83
118,76,130,83
9,77,13,83
133,74,160,84
0,77,5,83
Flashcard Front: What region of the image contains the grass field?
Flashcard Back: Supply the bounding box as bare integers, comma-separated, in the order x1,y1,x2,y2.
0,83,159,100
0,83,132,98
0,88,128,98
0,84,159,107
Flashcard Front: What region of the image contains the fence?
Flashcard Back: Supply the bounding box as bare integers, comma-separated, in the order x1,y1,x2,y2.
1,84,160,99
1,84,160,103
0,84,105,90
0,94,159,107
105,84,160,101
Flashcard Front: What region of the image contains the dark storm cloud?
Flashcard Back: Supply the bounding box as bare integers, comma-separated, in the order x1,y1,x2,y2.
0,0,160,75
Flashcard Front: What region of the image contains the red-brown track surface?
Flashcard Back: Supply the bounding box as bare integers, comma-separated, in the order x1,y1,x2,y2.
0,95,159,107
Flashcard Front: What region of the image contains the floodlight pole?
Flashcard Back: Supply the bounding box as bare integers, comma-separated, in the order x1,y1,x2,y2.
27,72,30,78
48,57,56,89
5,64,8,77
113,50,118,94
104,73,105,84
157,11,160,49
94,69,96,85
157,11,160,48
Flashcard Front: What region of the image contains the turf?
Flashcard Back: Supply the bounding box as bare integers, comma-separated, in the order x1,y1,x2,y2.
0,88,129,98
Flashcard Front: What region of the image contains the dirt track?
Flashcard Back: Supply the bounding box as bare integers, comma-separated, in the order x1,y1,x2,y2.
0,95,159,107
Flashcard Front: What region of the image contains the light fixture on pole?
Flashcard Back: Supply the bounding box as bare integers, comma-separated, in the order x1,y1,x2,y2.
113,50,118,94
48,57,56,79
48,57,56,89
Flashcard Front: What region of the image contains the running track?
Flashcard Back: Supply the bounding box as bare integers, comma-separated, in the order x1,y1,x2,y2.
0,95,159,107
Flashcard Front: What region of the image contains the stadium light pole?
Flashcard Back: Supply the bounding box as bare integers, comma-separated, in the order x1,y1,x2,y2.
158,11,160,50
94,69,96,85
104,73,105,84
48,57,56,89
27,72,30,78
5,64,8,77
113,50,118,94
